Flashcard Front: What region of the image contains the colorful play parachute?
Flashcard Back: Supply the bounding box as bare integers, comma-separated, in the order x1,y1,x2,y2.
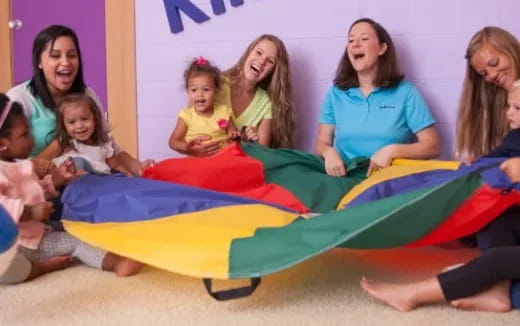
142,142,367,213
0,205,18,276
61,143,520,300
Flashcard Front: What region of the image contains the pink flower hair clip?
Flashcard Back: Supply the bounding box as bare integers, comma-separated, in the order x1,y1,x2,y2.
194,56,209,66
217,118,229,130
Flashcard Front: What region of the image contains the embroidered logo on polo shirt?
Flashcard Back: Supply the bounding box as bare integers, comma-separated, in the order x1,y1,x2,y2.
379,103,395,109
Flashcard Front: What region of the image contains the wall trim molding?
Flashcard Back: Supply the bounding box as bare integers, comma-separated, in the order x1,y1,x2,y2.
106,0,138,157
0,0,13,92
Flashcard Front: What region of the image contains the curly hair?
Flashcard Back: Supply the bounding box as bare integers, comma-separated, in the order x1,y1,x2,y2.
184,57,222,91
225,34,295,148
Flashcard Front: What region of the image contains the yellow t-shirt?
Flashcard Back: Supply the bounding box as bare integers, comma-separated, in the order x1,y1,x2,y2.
178,104,233,144
218,79,273,129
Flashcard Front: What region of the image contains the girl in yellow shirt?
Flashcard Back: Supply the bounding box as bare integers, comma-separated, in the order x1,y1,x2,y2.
169,57,239,155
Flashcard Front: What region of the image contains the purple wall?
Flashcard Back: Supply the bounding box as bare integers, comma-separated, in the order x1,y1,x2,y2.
12,0,107,109
136,0,520,160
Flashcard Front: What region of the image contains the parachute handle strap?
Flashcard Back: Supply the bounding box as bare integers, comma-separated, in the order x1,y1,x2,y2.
501,183,518,195
203,277,261,301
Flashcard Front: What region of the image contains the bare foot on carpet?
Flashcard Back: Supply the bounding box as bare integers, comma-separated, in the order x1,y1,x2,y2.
451,280,512,312
103,253,144,277
361,277,422,312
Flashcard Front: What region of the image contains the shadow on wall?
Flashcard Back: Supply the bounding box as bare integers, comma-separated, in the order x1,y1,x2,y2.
290,49,322,152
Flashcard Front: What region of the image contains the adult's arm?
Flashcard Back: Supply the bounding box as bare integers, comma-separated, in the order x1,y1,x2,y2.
250,118,272,146
369,126,440,171
168,118,221,156
35,139,62,161
368,82,441,171
315,123,346,177
399,82,441,159
391,126,440,159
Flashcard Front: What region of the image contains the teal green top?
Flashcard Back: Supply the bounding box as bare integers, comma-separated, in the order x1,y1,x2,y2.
7,81,115,156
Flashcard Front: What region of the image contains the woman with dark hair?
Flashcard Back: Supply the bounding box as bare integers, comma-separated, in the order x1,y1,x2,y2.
7,25,146,175
315,18,440,176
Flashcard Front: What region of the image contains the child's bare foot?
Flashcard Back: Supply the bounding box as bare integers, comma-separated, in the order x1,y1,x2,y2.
451,281,512,312
102,253,143,277
114,258,144,277
361,277,420,312
28,256,73,280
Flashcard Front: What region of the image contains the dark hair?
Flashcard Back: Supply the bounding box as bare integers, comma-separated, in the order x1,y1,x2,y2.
28,25,86,112
334,18,404,90
183,57,222,91
0,94,27,138
56,93,107,150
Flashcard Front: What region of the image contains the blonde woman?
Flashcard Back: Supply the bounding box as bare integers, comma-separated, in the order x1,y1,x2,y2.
184,34,295,156
456,26,520,162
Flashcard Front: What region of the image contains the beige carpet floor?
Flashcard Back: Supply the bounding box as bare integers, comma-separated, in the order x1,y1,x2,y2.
1,246,519,326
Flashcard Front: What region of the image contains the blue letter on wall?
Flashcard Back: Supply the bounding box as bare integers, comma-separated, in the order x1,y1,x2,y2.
210,0,245,15
163,0,210,34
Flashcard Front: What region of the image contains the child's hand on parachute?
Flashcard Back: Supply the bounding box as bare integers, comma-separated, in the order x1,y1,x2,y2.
140,159,155,169
242,126,259,143
500,157,520,183
51,158,84,188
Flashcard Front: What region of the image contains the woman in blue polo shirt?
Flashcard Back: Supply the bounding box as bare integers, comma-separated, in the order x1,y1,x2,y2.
315,18,440,176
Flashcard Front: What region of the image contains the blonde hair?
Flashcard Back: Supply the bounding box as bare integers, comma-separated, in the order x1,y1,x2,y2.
225,34,294,148
456,27,520,160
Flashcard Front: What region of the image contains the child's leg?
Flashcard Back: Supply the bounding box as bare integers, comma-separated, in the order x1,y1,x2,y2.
362,247,520,312
479,206,520,248
21,231,105,268
450,280,511,312
438,247,520,301
21,231,142,276
475,206,520,310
